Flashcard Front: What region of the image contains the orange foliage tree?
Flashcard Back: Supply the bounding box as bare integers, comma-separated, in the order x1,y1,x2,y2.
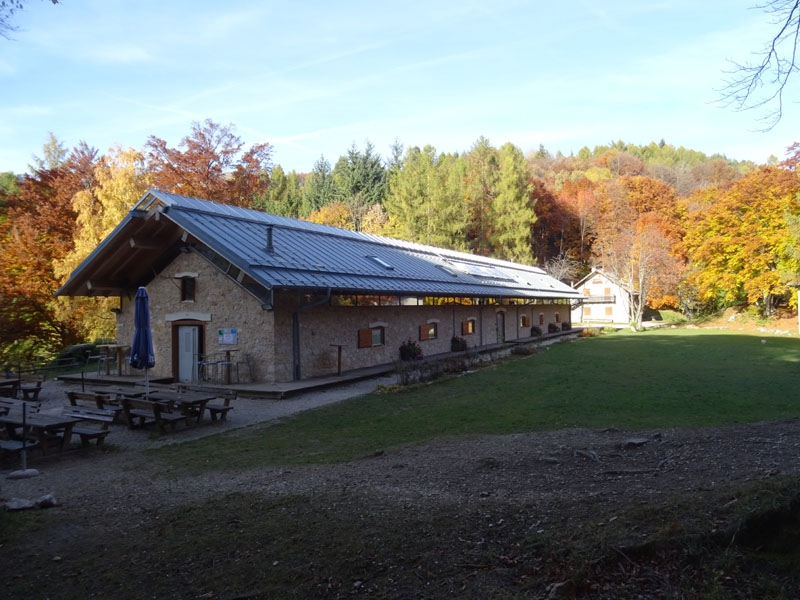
0,143,98,361
146,119,273,207
591,176,683,328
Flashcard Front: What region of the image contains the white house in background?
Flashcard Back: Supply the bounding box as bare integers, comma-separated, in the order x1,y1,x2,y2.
570,268,633,325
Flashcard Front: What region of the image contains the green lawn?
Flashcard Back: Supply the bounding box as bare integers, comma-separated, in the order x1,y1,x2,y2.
155,329,800,471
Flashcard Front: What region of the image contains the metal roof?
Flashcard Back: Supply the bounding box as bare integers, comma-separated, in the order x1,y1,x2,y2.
57,189,580,300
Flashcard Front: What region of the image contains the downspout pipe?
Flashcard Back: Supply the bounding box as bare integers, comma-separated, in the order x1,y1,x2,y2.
292,288,332,380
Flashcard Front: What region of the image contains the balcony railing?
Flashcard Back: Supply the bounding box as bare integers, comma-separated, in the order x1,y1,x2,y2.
582,295,615,304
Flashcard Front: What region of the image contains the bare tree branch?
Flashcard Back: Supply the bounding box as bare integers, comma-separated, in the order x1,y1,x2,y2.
718,0,800,130
0,0,58,40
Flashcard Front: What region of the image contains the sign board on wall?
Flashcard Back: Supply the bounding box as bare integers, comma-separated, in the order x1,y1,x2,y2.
217,328,238,345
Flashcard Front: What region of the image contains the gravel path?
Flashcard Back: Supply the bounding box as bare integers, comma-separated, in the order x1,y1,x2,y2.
0,374,396,502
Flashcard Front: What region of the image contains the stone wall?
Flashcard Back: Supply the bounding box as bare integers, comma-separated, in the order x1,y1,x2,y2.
116,251,276,382
292,299,571,379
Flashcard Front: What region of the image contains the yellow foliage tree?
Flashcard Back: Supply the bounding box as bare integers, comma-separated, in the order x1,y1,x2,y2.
54,147,152,341
305,201,355,230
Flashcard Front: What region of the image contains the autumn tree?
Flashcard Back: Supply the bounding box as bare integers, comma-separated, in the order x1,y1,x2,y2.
591,176,683,329
682,166,800,314
53,146,152,341
557,178,596,264
0,142,98,361
306,201,354,230
146,119,272,207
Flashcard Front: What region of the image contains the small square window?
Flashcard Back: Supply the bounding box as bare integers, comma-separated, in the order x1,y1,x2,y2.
419,322,438,341
358,326,385,348
181,278,196,302
461,319,475,335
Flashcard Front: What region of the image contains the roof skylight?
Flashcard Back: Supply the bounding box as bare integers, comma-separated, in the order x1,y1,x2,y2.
367,255,394,270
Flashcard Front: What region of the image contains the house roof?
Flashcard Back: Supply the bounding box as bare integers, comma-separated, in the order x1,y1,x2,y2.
57,189,581,302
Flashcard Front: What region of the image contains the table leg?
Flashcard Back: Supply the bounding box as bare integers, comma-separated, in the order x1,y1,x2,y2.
117,348,123,376
60,423,74,450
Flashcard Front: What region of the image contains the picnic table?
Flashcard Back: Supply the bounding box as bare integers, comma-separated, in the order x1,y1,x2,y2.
0,413,80,455
92,386,146,400
147,390,217,424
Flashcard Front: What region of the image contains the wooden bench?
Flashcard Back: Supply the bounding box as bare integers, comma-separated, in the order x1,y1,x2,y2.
61,406,116,447
67,391,122,423
120,397,186,433
0,438,40,455
206,390,236,421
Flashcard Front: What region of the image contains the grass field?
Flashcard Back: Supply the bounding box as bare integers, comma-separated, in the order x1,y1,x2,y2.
155,328,800,471
4,328,800,599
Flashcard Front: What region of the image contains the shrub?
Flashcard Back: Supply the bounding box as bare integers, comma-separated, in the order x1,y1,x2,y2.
547,322,560,334
531,325,542,337
579,328,602,337
561,322,571,331
450,336,467,352
602,326,617,334
399,339,423,361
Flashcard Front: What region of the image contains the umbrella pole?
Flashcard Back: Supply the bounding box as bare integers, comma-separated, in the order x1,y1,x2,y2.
145,367,149,400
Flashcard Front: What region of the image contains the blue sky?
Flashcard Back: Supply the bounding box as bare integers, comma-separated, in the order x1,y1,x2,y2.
2,0,799,175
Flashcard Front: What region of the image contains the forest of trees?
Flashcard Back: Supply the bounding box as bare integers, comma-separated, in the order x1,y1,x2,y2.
1,119,799,363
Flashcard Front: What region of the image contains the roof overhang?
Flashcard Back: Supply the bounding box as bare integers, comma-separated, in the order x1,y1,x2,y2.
56,206,186,297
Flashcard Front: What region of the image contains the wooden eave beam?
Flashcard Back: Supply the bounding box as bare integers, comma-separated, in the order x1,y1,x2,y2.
86,280,124,295
129,237,163,250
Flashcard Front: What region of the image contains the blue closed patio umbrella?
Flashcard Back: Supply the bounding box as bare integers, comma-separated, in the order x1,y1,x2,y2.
129,287,155,398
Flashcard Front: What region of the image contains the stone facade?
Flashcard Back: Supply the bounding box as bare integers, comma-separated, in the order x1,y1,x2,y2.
116,250,571,383
116,251,276,382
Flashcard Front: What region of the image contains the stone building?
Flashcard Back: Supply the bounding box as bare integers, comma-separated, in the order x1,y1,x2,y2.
57,190,580,383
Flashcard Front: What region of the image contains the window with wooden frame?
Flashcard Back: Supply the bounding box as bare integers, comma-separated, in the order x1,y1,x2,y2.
461,319,476,335
555,312,561,323
604,287,611,296
605,306,613,316
180,277,196,302
583,288,590,296
358,326,385,348
419,322,438,341
584,306,591,315
519,314,531,328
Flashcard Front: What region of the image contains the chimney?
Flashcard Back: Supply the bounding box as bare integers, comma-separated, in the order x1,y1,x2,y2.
266,225,274,253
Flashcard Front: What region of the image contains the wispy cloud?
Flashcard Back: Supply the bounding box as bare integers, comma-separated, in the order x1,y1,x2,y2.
91,44,153,64
2,104,54,117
